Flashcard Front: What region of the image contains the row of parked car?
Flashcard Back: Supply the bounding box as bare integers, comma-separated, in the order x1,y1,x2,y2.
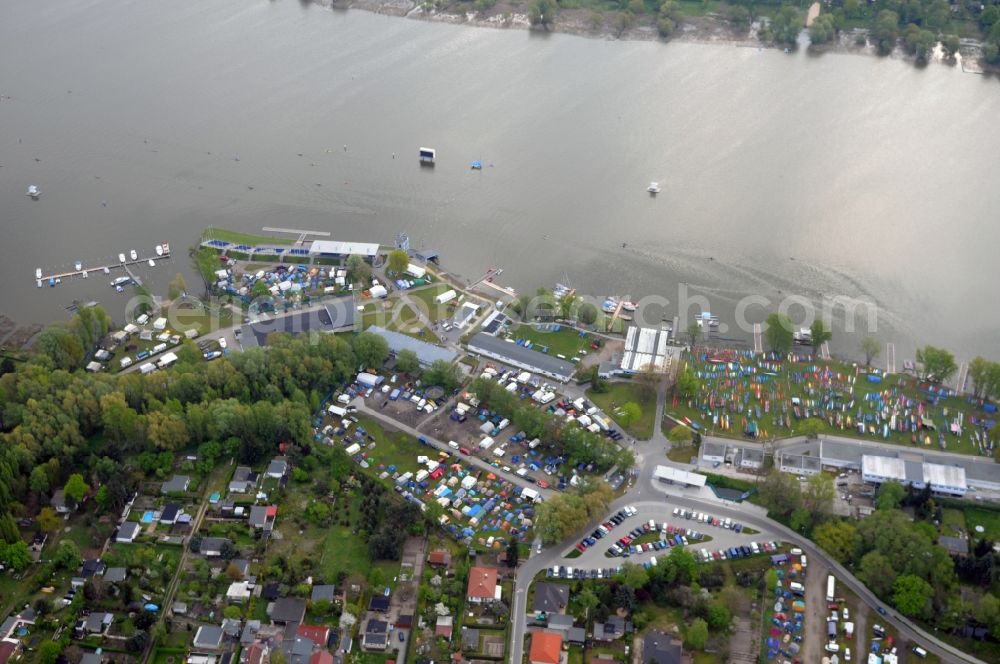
574,505,638,552
604,519,707,557
697,540,780,563
672,507,745,532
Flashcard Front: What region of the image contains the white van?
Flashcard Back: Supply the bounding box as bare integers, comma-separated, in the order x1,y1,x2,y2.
448,441,460,450
912,647,928,658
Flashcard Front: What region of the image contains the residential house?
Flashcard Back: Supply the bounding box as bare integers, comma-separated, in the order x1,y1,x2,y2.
193,625,225,651
279,636,319,664
248,505,277,531
466,566,500,604
368,596,390,613
427,550,451,568
642,631,683,664
227,581,253,603
592,616,631,642
221,619,242,639
199,537,231,558
310,652,333,664
532,583,569,614
50,489,70,514
266,458,288,479
243,642,268,664
261,583,280,601
543,614,584,644
104,567,127,584
362,619,388,650
435,615,453,639
229,559,250,579
528,631,563,664
82,612,113,635
81,559,105,578
115,521,141,543
939,535,969,556
460,627,479,651
229,467,259,494
310,585,336,604
160,503,181,524
297,625,332,648
239,620,261,646
269,597,306,625
0,641,19,664
161,475,190,494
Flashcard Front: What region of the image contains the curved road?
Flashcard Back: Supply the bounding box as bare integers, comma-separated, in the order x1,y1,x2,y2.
510,385,987,664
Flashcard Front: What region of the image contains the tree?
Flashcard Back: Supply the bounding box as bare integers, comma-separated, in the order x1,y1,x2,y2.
798,417,824,439
764,313,794,354
52,540,82,570
675,365,700,399
29,467,50,496
251,280,271,300
686,617,709,650
191,246,219,296
685,319,701,346
860,336,880,367
617,562,649,589
346,254,372,286
876,480,906,510
658,0,683,37
916,345,957,383
0,541,32,572
873,10,900,54
803,473,835,519
147,411,189,451
395,349,420,375
387,249,409,276
352,331,389,369
809,320,832,356
528,0,555,28
858,551,897,598
505,538,519,568
765,569,779,592
576,587,600,616
64,473,89,506
968,357,1000,400
758,470,801,516
771,6,803,45
941,33,960,58
903,24,935,61
706,601,731,629
809,13,836,44
223,605,242,619
38,641,62,664
37,507,62,534
168,273,187,300
668,425,693,447
577,302,598,326
893,574,934,619
617,402,642,428
558,294,578,320
424,360,461,392
612,584,636,612
813,520,858,563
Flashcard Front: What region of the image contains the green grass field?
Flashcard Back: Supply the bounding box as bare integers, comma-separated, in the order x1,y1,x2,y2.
407,283,452,321
202,228,294,246
670,350,995,456
587,381,657,440
509,323,597,359
964,506,1000,540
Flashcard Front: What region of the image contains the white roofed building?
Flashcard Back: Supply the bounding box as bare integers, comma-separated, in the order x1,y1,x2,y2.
620,326,679,374
309,240,379,259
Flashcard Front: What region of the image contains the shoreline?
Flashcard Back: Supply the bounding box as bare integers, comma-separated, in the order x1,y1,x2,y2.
313,0,992,72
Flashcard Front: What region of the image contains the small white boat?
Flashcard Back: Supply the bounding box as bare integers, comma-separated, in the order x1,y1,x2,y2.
155,245,164,257
622,300,638,312
148,259,156,267
116,285,124,293
26,185,40,199
129,249,137,261
55,278,61,284
103,266,110,275
37,279,43,288
161,242,170,254
74,260,83,271
647,182,661,194
82,270,88,279
119,253,126,263
35,268,42,279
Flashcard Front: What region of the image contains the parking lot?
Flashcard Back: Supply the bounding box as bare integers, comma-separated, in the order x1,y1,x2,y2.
565,501,778,570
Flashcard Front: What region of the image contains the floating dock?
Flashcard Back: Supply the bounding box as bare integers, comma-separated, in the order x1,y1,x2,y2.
36,247,171,285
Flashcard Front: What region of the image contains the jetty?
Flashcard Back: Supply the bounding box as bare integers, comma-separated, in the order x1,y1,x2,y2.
753,322,763,353
260,227,330,246
886,342,896,374
36,246,171,284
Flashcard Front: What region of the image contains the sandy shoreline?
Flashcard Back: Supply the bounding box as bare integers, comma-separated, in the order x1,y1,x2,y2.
313,0,990,71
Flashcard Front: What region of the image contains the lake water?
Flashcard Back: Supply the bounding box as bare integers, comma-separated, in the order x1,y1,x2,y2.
2,0,999,361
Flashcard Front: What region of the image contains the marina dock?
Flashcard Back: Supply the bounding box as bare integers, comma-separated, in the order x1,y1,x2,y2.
36,248,171,284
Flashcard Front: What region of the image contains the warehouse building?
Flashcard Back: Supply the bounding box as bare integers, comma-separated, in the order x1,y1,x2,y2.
620,325,679,374
466,333,575,382
368,326,457,366
861,454,967,497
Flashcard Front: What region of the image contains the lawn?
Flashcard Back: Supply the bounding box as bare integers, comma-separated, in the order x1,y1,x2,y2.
667,446,697,463
509,323,596,359
355,415,438,477
964,506,1000,540
407,283,452,321
587,381,657,440
940,507,967,534
670,349,994,456
202,227,294,246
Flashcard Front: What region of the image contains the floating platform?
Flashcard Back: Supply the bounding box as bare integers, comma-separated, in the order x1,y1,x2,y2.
36,247,171,285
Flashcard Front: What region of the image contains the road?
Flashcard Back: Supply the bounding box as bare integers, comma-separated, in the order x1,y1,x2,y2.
508,385,989,664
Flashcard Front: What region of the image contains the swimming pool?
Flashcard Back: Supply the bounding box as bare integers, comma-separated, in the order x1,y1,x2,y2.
141,511,155,524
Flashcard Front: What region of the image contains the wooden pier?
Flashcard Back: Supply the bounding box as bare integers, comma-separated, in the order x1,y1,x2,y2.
260,227,330,247
37,249,171,284
886,342,896,374
752,323,763,354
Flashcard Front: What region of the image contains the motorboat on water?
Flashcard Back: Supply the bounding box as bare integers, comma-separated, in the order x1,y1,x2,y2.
75,260,83,271
129,249,138,261
116,285,124,293
35,268,42,279
37,279,43,288
161,242,170,254
26,185,40,199
155,245,164,257
82,270,88,279
110,276,131,287
49,278,55,287
103,267,110,274
119,253,127,263
622,300,638,312
470,160,482,170
148,259,156,267
647,182,661,194
601,298,619,314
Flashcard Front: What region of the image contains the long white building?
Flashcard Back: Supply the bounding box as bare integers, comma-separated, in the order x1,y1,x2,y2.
861,454,967,497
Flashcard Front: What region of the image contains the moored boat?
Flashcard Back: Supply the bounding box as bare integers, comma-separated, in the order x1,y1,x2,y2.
74,260,83,271
119,253,126,263
35,268,42,279
148,259,156,267
26,185,40,199
647,182,661,194
155,245,164,257
129,249,137,261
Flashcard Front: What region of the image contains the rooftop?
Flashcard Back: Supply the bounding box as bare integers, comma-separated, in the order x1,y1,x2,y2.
467,333,575,381
653,465,707,487
466,566,499,601
369,326,458,366
528,631,563,664
621,325,678,373
309,240,379,257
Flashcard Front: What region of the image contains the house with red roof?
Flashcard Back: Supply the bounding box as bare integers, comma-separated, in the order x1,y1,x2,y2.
529,631,563,664
296,624,331,648
466,566,501,604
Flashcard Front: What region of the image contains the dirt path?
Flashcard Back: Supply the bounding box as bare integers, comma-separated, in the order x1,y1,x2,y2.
803,558,831,664
854,602,869,663
805,1,821,26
